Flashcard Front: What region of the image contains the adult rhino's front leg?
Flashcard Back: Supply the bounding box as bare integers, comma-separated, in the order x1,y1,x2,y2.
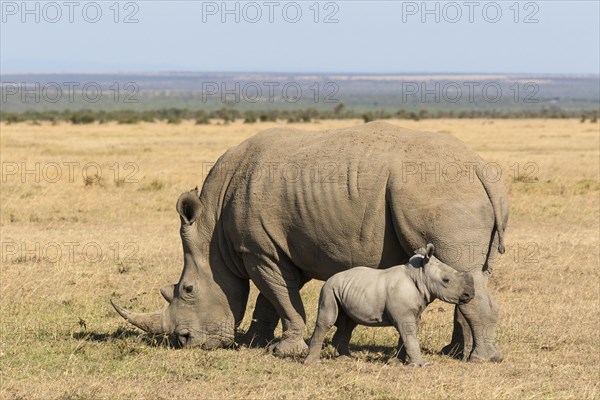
451,269,503,362
243,254,308,356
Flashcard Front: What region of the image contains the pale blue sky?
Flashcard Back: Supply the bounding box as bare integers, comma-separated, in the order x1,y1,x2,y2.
1,1,599,74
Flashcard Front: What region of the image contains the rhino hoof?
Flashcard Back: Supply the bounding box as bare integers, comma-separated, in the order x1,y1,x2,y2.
469,351,504,363
303,355,321,365
468,344,504,363
268,338,308,357
406,361,433,368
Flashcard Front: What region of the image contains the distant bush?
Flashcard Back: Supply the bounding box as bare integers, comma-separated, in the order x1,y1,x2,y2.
195,110,210,124
244,111,257,123
259,112,276,122
212,107,238,124
2,106,598,125
114,110,147,124
118,117,141,124
4,114,23,124
70,112,95,124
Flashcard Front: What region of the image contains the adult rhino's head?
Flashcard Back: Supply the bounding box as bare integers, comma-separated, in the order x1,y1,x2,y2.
409,243,474,305
112,188,248,349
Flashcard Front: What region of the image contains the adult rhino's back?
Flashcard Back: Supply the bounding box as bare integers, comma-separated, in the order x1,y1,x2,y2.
241,121,471,162
212,122,506,276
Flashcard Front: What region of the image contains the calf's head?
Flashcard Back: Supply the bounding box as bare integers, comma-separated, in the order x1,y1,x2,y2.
112,189,247,349
409,243,474,305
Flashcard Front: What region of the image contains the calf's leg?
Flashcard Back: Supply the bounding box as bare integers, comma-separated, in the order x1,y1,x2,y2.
395,317,430,367
331,313,356,357
305,284,339,364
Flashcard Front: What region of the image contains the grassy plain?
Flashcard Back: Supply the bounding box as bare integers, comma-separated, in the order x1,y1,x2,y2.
1,119,599,399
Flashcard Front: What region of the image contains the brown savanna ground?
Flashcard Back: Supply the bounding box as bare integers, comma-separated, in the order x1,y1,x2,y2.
1,119,598,399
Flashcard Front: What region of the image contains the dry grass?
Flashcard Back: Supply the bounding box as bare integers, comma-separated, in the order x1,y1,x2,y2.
1,119,599,399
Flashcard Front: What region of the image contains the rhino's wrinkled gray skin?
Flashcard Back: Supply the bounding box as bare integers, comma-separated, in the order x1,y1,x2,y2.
111,121,508,362
304,244,474,366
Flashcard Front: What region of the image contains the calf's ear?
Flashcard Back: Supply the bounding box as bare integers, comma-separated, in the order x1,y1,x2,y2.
408,254,426,268
425,243,435,258
412,243,435,266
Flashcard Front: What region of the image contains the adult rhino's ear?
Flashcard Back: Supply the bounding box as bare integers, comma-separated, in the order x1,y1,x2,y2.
160,284,175,303
176,187,201,225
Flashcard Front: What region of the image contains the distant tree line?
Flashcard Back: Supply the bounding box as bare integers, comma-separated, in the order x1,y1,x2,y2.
1,106,598,125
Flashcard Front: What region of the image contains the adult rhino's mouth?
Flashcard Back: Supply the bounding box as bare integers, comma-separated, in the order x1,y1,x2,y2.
177,331,191,347
174,328,234,349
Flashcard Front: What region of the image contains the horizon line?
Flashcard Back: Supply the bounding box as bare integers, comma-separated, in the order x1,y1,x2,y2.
2,71,599,77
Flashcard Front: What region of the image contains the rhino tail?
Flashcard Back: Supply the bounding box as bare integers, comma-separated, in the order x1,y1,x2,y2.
475,164,506,254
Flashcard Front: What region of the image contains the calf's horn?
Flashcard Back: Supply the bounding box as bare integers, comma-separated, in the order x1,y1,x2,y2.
111,299,168,334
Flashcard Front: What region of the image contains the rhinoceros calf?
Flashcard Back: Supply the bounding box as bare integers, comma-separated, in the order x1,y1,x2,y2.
304,244,474,366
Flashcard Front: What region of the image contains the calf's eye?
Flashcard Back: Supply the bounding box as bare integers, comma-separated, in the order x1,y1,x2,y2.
442,278,450,284
183,284,194,294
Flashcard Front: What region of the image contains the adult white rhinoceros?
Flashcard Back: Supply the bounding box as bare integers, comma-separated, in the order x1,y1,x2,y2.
112,121,508,362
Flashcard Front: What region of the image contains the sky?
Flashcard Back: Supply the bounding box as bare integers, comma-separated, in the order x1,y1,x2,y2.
1,1,599,74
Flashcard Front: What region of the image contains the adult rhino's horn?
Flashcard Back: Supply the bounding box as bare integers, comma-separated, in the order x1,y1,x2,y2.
110,299,168,334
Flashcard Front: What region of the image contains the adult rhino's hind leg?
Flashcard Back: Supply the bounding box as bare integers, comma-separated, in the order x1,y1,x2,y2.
441,306,472,360
458,269,503,362
243,254,308,357
240,293,279,348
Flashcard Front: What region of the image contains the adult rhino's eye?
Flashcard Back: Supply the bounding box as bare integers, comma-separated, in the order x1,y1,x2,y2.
442,278,450,284
183,284,194,294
